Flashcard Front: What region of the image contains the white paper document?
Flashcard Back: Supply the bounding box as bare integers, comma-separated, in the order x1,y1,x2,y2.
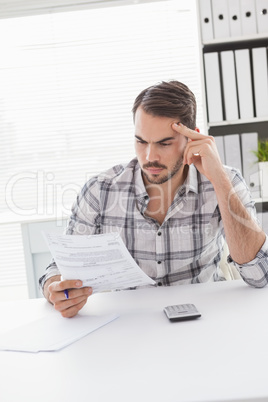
43,232,156,292
0,313,118,353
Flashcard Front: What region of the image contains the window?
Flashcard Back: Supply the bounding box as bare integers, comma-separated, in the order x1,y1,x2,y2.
0,0,203,295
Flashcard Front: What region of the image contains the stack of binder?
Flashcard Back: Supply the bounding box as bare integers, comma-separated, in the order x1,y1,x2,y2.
204,46,268,123
199,0,268,42
204,52,223,123
252,47,268,117
234,48,254,120
215,132,261,198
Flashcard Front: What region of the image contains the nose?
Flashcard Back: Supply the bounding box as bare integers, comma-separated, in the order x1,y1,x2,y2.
146,144,159,162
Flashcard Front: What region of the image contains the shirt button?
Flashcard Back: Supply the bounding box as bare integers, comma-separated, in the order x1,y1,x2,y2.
157,232,162,236
157,261,161,264
158,282,162,286
144,195,149,200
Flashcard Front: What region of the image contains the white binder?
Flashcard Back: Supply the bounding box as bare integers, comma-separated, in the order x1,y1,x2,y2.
211,0,230,38
252,47,268,118
241,132,260,198
234,49,254,119
224,134,242,173
220,50,239,121
227,0,242,37
214,136,226,164
240,0,257,35
199,0,214,42
255,0,268,33
204,52,223,123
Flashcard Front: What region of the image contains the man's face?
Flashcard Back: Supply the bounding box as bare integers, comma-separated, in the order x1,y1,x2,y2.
134,107,188,185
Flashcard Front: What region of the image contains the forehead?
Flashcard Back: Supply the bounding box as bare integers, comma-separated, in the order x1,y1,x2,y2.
134,107,178,140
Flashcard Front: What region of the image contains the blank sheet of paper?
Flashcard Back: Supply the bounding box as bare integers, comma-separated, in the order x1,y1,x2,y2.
0,313,119,353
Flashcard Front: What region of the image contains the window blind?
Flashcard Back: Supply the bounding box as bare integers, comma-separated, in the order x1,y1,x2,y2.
0,0,204,289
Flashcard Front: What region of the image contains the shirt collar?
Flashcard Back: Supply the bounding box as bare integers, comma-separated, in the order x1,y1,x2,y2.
183,164,199,195
133,160,148,201
133,159,199,201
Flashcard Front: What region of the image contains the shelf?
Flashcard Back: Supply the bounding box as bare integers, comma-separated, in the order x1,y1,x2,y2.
202,35,268,54
197,3,268,212
254,198,268,204
208,117,268,128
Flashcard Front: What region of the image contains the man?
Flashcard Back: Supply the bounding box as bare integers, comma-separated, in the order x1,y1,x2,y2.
39,80,268,318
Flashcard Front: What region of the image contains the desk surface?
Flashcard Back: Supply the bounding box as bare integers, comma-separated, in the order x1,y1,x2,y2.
1,280,268,402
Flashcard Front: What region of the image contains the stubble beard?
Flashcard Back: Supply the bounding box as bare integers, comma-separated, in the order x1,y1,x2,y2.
142,155,184,185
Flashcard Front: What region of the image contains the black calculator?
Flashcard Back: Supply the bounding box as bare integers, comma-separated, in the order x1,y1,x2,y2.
163,303,201,322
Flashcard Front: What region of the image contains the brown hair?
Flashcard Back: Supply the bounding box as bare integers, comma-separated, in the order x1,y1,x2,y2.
132,80,196,129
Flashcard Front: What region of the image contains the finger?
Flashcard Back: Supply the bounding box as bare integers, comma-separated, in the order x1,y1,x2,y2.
184,138,215,148
183,144,204,165
185,155,201,166
184,141,210,161
65,286,92,300
172,122,208,141
183,139,220,165
61,299,88,318
48,280,84,298
53,279,84,292
54,294,90,313
49,283,92,304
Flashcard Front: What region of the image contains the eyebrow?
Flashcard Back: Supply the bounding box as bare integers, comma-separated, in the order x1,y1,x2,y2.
135,135,176,144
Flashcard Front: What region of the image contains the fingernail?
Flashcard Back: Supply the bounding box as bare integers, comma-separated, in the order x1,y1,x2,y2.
75,281,82,287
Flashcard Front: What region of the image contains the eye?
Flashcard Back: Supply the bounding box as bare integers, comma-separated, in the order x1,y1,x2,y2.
159,143,171,147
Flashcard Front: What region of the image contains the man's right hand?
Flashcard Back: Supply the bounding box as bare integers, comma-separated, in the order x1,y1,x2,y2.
43,276,93,318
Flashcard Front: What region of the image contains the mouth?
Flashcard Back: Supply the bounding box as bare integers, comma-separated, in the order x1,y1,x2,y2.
145,167,164,175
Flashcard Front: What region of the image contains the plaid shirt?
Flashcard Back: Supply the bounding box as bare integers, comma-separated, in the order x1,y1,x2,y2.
40,158,268,290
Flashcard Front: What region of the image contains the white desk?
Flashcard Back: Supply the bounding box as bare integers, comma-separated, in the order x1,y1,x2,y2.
1,280,268,402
